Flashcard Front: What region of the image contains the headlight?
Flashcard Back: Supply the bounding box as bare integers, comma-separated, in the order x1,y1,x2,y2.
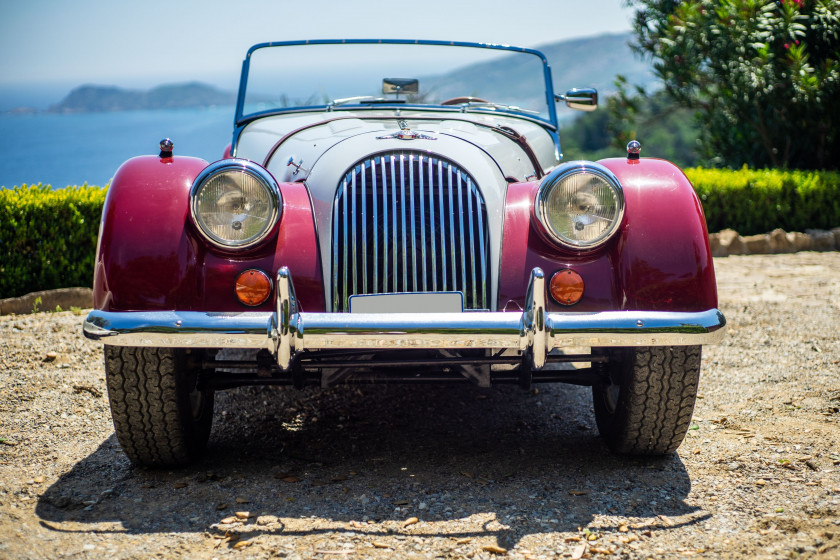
534,161,625,250
190,159,281,249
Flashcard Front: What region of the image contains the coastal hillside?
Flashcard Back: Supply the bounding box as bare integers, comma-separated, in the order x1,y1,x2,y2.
424,33,654,117
538,32,655,94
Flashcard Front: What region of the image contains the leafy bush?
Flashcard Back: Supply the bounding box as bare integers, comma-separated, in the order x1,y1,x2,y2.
0,184,106,299
686,168,840,235
627,0,840,170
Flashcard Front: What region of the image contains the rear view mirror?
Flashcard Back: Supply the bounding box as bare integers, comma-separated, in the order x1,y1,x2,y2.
383,78,419,94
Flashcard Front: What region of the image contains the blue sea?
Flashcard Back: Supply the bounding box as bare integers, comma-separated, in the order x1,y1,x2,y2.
0,106,235,189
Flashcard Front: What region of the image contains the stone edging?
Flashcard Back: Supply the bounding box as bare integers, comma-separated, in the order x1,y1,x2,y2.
0,287,93,316
710,227,840,257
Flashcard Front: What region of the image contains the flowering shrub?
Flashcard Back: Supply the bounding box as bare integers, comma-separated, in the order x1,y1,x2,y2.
628,0,840,170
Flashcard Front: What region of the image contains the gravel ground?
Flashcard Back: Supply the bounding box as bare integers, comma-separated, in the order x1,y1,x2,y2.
1,252,839,559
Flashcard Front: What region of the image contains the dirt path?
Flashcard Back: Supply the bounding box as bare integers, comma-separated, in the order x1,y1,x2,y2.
1,253,839,559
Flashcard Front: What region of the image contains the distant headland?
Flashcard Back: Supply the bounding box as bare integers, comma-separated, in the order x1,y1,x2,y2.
47,82,236,113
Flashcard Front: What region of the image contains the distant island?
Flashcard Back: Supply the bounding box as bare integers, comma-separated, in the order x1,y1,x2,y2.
48,82,236,113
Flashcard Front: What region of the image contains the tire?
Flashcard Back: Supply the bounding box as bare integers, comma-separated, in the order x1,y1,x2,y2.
104,346,214,466
592,346,701,455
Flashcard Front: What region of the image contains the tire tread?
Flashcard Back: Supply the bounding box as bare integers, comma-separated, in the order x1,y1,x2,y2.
104,346,210,466
595,346,701,455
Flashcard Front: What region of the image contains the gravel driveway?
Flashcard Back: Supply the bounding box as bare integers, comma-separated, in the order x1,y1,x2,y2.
1,253,839,559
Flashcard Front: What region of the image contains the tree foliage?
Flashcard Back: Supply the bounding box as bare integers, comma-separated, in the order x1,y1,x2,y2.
626,0,840,170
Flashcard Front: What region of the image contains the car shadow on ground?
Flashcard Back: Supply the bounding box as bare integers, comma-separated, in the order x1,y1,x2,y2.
36,381,706,550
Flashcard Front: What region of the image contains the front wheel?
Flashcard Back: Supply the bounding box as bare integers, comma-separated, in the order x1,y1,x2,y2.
104,346,215,466
592,346,701,455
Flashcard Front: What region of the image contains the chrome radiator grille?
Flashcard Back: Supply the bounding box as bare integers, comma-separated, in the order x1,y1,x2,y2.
331,151,490,312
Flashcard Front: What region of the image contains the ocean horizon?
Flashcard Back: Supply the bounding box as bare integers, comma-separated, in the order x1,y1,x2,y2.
0,106,235,189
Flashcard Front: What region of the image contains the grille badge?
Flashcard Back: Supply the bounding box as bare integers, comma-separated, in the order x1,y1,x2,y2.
377,126,437,141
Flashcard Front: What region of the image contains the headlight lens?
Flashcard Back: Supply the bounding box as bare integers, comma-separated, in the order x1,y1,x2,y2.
190,159,281,249
535,161,624,250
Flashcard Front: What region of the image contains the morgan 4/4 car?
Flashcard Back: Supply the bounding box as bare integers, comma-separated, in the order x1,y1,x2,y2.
83,40,726,466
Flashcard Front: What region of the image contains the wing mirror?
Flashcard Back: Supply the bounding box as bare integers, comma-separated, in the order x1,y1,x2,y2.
555,88,598,112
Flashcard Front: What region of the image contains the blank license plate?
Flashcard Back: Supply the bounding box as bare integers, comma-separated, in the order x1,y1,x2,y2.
349,292,463,313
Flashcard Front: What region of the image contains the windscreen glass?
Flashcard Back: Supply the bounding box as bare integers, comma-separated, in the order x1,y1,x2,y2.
241,42,551,122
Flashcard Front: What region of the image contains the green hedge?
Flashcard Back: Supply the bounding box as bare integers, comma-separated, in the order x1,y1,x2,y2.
686,168,840,236
0,184,106,299
2,169,839,298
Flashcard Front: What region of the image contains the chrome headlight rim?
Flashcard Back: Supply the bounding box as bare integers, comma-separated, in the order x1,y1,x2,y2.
534,161,625,251
189,159,282,250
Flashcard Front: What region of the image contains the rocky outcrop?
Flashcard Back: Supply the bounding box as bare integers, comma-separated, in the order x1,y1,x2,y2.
710,228,840,257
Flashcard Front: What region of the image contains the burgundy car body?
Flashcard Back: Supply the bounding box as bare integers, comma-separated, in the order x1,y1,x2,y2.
94,157,716,315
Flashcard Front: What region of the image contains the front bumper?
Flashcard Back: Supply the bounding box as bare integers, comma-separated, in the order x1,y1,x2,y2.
83,268,726,370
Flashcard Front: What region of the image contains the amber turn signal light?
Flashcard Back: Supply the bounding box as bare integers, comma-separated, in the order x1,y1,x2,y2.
235,269,272,306
549,269,584,306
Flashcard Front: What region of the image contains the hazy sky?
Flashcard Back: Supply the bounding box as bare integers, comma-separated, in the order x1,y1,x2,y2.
0,0,635,91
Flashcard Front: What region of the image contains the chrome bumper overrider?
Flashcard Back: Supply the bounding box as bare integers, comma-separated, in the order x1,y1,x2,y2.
83,267,726,370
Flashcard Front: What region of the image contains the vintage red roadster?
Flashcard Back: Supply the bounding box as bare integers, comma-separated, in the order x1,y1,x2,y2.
83,40,726,466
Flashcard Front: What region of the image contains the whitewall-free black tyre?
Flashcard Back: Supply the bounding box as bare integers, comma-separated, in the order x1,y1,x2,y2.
104,346,214,466
592,346,701,455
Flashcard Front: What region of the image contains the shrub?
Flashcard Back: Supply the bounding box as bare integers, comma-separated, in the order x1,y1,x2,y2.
0,184,106,299
686,168,840,236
